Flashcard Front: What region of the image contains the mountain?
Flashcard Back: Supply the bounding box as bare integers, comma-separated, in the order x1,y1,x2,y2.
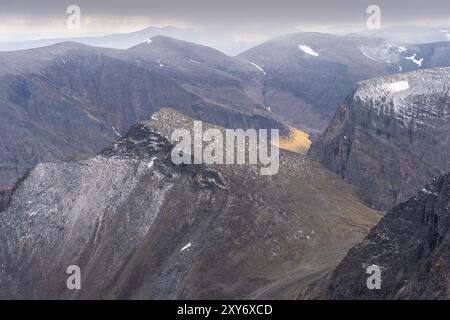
128,36,268,114
353,37,450,72
0,26,260,56
127,36,312,153
309,67,450,210
0,108,381,299
238,33,387,135
317,172,450,299
0,40,290,189
0,42,191,188
238,32,450,135
0,27,194,51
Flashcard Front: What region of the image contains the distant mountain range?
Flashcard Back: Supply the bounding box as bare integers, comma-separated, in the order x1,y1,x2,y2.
2,32,450,191
357,25,450,44
0,26,262,56
2,25,450,56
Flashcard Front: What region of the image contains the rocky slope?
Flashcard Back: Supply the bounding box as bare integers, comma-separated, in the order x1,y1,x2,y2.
128,36,268,113
0,109,381,299
309,67,450,210
0,188,12,212
239,33,450,135
0,41,288,189
318,173,450,299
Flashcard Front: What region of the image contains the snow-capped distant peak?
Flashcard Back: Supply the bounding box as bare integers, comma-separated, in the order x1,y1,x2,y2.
298,45,319,57
250,62,266,75
405,53,424,67
385,80,410,93
143,38,152,44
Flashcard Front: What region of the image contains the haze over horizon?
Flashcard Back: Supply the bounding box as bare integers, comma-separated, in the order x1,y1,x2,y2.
1,0,450,44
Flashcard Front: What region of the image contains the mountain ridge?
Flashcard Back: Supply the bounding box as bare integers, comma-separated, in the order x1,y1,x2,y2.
0,108,381,299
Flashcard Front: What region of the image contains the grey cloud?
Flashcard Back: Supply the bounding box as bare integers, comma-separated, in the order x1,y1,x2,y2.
1,0,450,27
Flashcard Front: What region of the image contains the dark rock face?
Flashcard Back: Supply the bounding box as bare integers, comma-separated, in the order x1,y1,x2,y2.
0,189,12,212
238,33,450,135
0,45,184,188
0,41,286,189
0,109,381,299
320,173,450,300
309,68,450,210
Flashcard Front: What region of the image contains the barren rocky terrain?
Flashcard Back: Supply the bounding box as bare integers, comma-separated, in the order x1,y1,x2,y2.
317,172,450,299
0,109,381,299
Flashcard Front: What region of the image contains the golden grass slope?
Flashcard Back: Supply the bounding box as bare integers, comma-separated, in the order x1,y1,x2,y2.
278,127,312,155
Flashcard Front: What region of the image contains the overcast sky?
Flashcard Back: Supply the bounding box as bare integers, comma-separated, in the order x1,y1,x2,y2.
1,0,450,41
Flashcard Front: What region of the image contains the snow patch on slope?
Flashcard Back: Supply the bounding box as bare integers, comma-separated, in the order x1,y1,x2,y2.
250,62,266,75
360,49,376,61
298,45,319,57
354,68,450,120
180,243,192,252
385,81,410,93
112,126,122,137
147,156,157,169
405,53,423,66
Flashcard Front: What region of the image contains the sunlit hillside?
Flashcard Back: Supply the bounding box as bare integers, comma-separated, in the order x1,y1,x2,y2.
278,127,312,155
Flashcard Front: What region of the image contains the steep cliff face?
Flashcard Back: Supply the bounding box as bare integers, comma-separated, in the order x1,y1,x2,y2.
309,68,450,210
0,189,12,212
320,173,450,300
0,109,380,299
